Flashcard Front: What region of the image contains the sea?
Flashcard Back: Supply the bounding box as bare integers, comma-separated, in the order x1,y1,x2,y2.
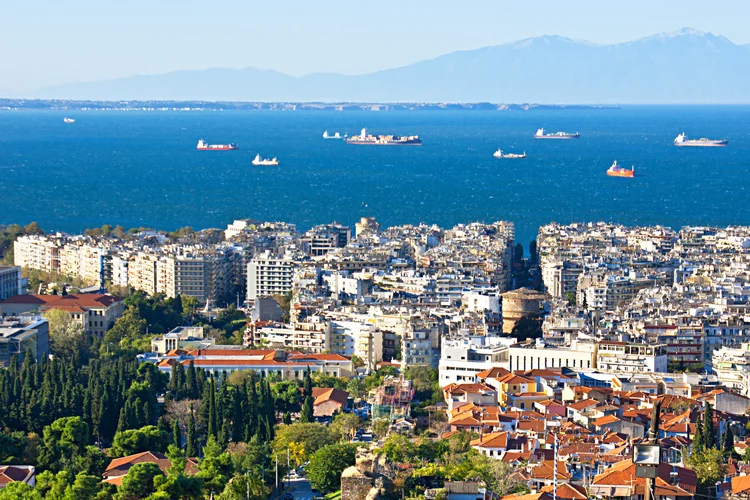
1,106,748,247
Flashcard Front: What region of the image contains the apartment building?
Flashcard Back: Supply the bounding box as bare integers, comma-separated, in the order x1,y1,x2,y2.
0,266,22,300
439,336,510,386
13,235,60,273
247,252,294,301
596,341,668,373
328,320,383,371
301,223,351,256
508,341,597,372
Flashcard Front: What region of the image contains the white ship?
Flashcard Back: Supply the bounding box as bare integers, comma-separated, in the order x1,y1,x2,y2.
252,154,279,166
322,131,342,139
63,117,75,124
534,128,579,139
673,133,727,147
493,148,526,159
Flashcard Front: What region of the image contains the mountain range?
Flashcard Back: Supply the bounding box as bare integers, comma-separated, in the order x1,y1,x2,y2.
18,28,750,104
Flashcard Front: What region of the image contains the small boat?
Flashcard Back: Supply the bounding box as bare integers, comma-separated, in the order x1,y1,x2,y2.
197,139,239,150
606,160,634,178
63,117,75,124
323,131,342,139
493,148,526,159
673,133,728,147
252,154,279,166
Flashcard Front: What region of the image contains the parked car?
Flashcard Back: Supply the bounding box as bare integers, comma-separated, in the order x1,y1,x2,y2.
283,493,294,500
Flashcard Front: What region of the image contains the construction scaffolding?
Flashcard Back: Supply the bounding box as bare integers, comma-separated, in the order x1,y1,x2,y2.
371,375,415,421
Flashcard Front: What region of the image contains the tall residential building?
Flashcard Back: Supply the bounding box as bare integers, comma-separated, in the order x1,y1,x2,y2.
128,253,159,295
13,235,60,273
328,320,383,371
247,252,294,301
0,266,22,300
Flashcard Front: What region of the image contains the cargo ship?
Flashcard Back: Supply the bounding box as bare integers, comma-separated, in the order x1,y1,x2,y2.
534,128,580,139
63,117,75,124
344,128,422,146
197,139,239,151
673,133,728,147
252,154,278,166
322,131,343,139
493,148,526,159
606,161,634,178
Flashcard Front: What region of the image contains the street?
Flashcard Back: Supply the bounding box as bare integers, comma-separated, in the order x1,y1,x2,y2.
277,476,316,500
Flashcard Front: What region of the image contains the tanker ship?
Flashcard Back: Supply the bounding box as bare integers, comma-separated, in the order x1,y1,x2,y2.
197,139,239,151
534,128,580,139
344,128,422,146
673,133,728,147
606,161,634,178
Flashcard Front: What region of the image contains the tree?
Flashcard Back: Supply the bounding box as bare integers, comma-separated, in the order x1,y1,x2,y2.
272,423,336,459
301,396,314,423
347,377,366,400
38,416,89,473
687,447,727,500
383,434,417,463
514,243,523,264
721,425,734,456
528,240,537,264
330,413,361,442
198,436,234,495
151,445,204,500
271,380,303,415
110,425,169,458
186,411,198,457
43,309,87,358
217,473,269,500
693,417,705,451
372,418,390,439
702,403,717,449
510,314,543,342
303,367,313,397
306,444,357,493
114,462,164,500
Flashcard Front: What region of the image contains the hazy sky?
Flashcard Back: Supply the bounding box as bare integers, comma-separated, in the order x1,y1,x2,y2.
2,0,748,92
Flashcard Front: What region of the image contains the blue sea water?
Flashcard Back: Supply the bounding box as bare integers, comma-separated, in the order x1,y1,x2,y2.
0,106,749,246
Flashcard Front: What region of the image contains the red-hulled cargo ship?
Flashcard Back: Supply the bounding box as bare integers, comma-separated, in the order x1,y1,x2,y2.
197,139,239,150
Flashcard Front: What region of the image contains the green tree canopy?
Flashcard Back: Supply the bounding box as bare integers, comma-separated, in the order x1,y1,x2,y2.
110,426,170,458
306,443,357,493
114,462,164,500
272,423,336,459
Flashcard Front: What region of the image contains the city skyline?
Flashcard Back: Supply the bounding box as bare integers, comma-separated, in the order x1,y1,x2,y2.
3,0,750,92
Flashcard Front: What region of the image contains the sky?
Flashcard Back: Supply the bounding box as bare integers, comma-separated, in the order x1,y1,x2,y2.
2,0,749,92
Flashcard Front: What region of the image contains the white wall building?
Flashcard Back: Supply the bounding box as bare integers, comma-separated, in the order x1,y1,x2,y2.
508,341,597,372
439,336,510,386
247,252,294,301
596,341,668,373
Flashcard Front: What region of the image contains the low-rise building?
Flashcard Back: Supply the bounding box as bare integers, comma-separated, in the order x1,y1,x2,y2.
150,326,212,354
1,293,124,339
0,316,49,367
596,341,668,373
0,266,22,300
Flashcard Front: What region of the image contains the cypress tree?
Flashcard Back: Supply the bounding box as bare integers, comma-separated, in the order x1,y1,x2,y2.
186,361,197,399
301,396,314,423
303,367,313,398
173,419,181,448
117,404,129,434
722,425,735,456
693,417,704,452
232,387,244,443
207,377,217,439
703,403,716,449
186,410,197,457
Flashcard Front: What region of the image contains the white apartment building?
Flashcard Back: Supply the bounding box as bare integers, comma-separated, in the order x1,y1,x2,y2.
111,254,130,288
508,340,597,372
254,321,328,353
439,336,511,386
0,266,22,301
596,341,668,373
223,219,262,240
541,260,583,298
13,235,60,273
247,252,295,301
711,343,750,396
128,253,159,295
328,320,383,371
461,291,501,314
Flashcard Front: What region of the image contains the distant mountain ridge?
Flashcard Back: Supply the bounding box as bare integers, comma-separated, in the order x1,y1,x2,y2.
21,28,750,104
